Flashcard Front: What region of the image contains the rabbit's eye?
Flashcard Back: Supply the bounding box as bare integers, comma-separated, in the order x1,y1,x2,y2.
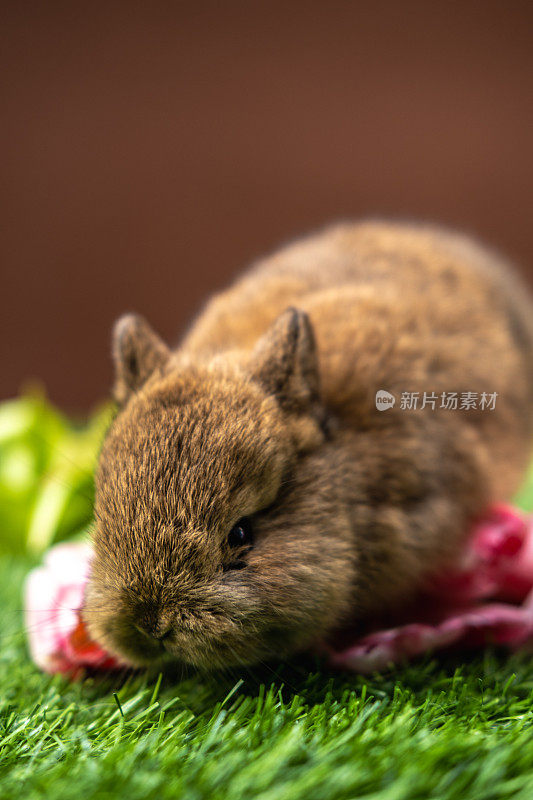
227,517,253,548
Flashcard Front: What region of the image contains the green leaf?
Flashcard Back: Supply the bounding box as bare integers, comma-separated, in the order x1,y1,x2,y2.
0,393,112,555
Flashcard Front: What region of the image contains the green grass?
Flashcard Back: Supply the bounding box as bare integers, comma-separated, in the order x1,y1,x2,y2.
1,396,533,798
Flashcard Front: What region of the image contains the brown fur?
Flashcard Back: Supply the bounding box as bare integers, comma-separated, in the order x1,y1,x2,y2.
84,220,533,669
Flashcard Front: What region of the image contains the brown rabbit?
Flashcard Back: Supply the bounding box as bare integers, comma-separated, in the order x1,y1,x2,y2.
83,220,533,669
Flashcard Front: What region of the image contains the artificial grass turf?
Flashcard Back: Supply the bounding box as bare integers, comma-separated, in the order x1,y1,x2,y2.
1,557,533,800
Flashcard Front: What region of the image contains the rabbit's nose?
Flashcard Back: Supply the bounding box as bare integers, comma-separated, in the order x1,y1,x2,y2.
134,621,173,642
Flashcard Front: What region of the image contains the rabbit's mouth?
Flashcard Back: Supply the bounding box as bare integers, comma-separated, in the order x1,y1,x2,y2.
159,624,302,671
107,634,173,668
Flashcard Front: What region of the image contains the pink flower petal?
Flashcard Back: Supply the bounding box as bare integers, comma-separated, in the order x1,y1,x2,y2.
24,542,124,675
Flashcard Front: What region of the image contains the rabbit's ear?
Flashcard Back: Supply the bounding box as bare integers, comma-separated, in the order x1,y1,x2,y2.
250,307,321,414
112,313,170,405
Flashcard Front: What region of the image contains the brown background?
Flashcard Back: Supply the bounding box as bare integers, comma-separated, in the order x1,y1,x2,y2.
2,1,533,413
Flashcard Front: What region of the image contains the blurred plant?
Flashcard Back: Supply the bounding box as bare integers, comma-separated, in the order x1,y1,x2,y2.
0,392,113,556
512,462,533,512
